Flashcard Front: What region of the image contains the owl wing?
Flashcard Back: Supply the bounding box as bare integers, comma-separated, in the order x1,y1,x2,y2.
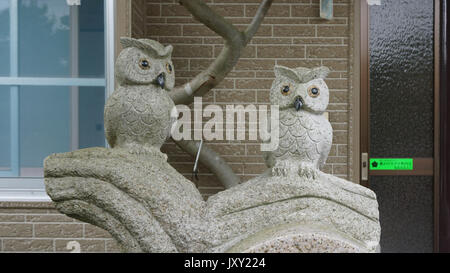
117,89,149,143
263,151,275,168
308,116,333,169
139,91,163,140
104,91,122,148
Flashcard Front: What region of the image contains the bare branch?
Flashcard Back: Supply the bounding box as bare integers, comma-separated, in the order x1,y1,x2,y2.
170,44,242,105
179,0,241,43
243,0,273,44
170,0,273,105
173,139,240,189
169,0,273,190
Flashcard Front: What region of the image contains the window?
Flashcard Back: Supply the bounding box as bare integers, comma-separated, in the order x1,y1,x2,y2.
0,0,115,201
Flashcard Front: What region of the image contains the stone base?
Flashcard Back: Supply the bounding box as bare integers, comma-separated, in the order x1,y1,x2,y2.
227,222,374,253
44,147,380,253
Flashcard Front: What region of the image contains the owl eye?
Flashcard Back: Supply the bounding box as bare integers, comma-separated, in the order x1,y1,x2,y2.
166,63,173,74
308,85,320,97
139,59,150,70
281,84,291,96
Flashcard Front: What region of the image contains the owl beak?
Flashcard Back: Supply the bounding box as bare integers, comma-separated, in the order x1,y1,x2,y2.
154,73,166,89
294,97,303,111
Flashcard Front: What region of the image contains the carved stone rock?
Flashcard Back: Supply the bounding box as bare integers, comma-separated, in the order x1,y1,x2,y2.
44,147,380,253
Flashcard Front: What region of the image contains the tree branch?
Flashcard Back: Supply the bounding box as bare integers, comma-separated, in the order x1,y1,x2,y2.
243,0,273,44
169,0,273,190
173,139,240,189
179,0,241,43
170,0,273,105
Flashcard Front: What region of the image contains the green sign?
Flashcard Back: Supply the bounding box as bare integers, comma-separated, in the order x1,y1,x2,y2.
369,158,413,170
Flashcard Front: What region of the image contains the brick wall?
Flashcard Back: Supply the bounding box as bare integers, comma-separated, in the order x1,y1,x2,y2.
0,0,354,253
132,0,147,38
143,0,353,198
0,202,119,252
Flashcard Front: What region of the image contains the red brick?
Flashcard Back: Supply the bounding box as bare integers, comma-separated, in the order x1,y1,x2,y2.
183,25,217,37
273,25,315,37
146,24,182,36
317,26,349,37
291,5,319,17
172,45,213,58
245,4,290,18
161,4,191,17
3,239,53,252
0,224,33,237
257,45,306,58
307,46,348,58
146,3,161,17
210,5,245,17
34,223,83,238
236,79,273,89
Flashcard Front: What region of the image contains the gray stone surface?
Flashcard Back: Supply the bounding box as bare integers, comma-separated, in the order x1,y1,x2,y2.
44,147,380,253
227,222,369,253
44,41,381,253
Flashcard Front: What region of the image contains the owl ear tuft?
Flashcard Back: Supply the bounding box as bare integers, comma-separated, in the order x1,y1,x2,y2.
274,65,300,81
307,66,331,80
120,37,137,49
164,45,173,58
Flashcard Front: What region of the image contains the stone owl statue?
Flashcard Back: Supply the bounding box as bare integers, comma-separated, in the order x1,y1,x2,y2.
264,65,333,179
104,38,176,154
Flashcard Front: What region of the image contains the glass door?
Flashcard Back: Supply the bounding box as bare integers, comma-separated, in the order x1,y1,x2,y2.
361,0,439,252
0,0,109,179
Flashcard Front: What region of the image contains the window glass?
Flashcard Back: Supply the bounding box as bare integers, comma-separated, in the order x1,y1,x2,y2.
0,0,107,179
0,1,10,76
79,87,105,149
78,0,104,78
18,0,105,78
19,0,71,77
14,85,106,178
369,0,434,157
19,86,71,177
370,176,433,252
0,87,11,171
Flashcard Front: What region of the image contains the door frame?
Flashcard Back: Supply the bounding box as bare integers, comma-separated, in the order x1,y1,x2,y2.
439,0,450,253
359,0,441,252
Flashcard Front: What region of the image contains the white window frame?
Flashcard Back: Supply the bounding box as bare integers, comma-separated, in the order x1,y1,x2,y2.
0,0,116,202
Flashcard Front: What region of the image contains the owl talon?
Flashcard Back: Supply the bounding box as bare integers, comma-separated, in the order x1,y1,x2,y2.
271,167,288,177
298,164,319,180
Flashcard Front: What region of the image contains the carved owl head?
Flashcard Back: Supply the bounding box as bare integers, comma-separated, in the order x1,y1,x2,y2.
270,65,330,114
115,37,175,90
